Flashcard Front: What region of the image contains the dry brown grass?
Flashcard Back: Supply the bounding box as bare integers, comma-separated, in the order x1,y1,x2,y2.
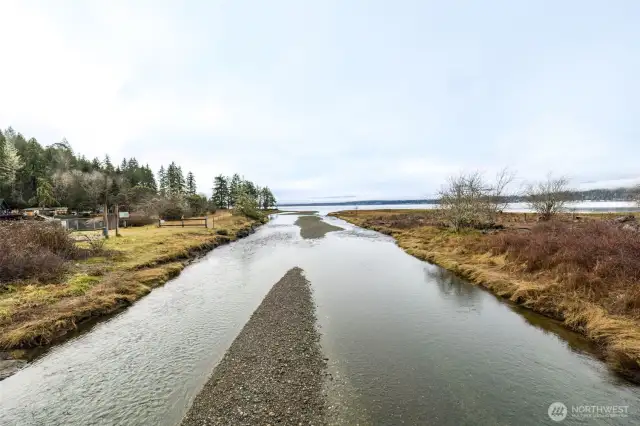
486,221,640,318
331,209,640,382
0,214,259,350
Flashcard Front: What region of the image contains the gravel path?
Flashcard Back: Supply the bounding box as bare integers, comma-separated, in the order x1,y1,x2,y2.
295,216,343,239
180,267,326,426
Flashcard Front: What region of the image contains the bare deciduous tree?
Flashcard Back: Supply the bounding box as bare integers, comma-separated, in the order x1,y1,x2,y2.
76,171,111,212
51,171,74,206
525,174,570,220
488,167,516,214
439,168,517,231
439,172,490,231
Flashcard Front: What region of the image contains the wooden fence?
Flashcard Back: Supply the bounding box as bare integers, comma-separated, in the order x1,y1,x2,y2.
158,217,209,228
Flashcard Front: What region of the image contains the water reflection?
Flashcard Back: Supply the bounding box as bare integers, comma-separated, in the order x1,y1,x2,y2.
425,265,483,310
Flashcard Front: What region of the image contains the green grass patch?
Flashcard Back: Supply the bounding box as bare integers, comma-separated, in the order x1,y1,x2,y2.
63,274,101,296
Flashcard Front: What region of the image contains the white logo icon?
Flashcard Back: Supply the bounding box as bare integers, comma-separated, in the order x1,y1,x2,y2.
548,402,568,422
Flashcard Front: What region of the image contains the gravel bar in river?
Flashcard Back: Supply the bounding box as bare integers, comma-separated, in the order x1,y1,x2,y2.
180,267,327,426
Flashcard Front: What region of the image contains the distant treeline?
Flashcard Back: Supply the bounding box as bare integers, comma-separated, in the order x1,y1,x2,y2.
0,127,276,216
281,187,639,207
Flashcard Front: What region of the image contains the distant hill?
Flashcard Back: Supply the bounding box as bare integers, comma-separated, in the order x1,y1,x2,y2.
280,187,638,207
280,199,436,207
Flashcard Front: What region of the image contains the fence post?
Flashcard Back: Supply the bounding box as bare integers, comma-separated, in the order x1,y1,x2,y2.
205,216,208,228
182,219,184,228
158,218,162,228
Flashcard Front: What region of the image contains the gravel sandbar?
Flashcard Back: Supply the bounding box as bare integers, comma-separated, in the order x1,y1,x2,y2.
295,216,343,239
181,267,326,426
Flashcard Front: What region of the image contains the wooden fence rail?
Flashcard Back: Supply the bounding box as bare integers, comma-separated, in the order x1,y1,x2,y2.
158,217,209,228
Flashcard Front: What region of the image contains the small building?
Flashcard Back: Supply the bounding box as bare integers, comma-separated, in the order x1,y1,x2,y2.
52,207,69,216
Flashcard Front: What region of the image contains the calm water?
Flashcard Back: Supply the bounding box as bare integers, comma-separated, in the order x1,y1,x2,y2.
282,201,639,215
1,213,638,425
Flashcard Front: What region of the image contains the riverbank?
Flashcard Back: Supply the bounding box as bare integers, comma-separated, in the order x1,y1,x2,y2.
181,267,326,426
0,213,262,363
331,209,640,382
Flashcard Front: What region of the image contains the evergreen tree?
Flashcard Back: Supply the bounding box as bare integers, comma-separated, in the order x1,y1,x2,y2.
242,179,258,199
186,171,197,195
176,166,186,195
158,166,167,197
0,131,23,185
35,177,55,207
141,165,157,192
91,157,102,171
212,175,229,209
103,155,114,173
0,126,277,218
229,173,242,207
261,186,277,209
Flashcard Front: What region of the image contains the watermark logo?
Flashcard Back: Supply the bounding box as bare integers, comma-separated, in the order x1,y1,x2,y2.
547,402,629,421
548,402,567,422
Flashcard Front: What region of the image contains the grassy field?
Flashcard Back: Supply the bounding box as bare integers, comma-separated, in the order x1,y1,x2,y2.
0,211,260,352
331,209,640,382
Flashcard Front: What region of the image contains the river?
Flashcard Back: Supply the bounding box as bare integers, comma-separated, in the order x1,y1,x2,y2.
1,213,638,425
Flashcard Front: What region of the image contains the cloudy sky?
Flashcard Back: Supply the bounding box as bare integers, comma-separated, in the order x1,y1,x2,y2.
0,1,638,203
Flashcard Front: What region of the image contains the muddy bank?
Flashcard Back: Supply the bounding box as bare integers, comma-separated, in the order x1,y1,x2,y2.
295,215,343,239
181,267,326,426
0,355,26,380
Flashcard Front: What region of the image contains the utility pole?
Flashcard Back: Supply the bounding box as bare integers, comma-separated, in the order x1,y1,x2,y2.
102,174,109,239
115,202,120,237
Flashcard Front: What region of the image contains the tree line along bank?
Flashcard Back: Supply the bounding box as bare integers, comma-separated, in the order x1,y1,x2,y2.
0,127,276,220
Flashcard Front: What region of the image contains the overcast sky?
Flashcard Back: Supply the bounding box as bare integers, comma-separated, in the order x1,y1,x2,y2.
1,1,638,203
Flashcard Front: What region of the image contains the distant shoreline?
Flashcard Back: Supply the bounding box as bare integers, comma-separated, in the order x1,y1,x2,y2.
280,199,639,208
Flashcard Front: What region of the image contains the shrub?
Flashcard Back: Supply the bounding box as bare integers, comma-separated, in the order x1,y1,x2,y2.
232,192,265,221
486,221,640,317
216,229,229,236
0,221,79,284
525,175,570,220
439,169,515,231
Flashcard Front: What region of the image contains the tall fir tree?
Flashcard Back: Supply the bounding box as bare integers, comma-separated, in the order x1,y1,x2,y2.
229,173,241,207
91,157,102,171
212,175,229,208
186,171,196,195
158,166,167,197
103,155,114,173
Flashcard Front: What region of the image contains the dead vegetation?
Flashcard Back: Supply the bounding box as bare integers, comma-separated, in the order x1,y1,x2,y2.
0,222,82,285
485,220,640,318
331,209,640,382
